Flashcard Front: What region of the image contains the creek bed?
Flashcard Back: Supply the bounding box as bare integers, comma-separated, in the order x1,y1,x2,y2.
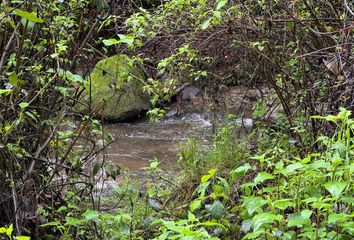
105,113,213,174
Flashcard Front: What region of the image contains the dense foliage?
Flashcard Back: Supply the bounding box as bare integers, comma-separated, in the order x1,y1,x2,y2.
1,0,354,239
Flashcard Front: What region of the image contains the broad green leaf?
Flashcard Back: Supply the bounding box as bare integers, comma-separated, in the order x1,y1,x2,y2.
201,18,211,30
243,230,264,239
342,221,354,235
63,71,84,83
230,163,252,179
65,216,85,226
312,201,332,210
252,100,266,117
213,10,221,20
13,9,44,23
162,221,184,233
328,213,350,224
341,195,354,205
21,18,36,30
324,182,347,198
82,209,99,221
287,210,312,228
273,199,294,210
25,111,38,122
14,237,30,240
241,219,253,233
208,168,217,176
9,72,18,86
57,206,67,212
301,154,312,164
330,141,346,152
188,211,197,223
102,38,119,46
6,224,13,238
205,200,225,219
92,163,101,176
197,221,225,228
254,172,274,185
7,18,17,29
201,174,212,184
252,212,282,231
216,0,228,10
148,198,163,212
118,34,135,46
19,102,29,109
243,196,267,215
150,160,158,169
286,163,303,174
0,89,12,95
0,227,6,233
311,160,330,169
324,114,340,122
190,199,202,212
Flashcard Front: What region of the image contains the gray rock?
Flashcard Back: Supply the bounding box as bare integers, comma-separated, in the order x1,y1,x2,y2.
77,54,149,121
182,86,201,101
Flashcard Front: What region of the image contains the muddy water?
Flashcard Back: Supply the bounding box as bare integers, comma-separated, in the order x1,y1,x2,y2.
105,113,213,174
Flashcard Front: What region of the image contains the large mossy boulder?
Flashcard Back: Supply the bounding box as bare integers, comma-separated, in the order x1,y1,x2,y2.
78,55,149,121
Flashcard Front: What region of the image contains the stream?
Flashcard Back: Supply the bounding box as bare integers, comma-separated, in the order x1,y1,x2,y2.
105,111,213,175
96,106,253,195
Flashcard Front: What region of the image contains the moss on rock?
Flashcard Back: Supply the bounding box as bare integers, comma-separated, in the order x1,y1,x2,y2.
78,54,149,121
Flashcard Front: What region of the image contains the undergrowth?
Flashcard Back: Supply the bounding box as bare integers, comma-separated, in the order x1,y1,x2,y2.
10,108,352,239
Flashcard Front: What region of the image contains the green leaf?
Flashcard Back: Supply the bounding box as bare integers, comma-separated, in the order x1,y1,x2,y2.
82,209,99,221
13,9,44,23
231,163,252,179
162,221,184,233
243,230,264,239
19,102,29,109
201,174,212,184
273,199,294,210
0,89,12,95
252,212,282,231
118,34,135,46
9,72,18,86
243,196,267,215
285,163,304,174
254,172,274,185
148,198,163,212
241,219,253,233
201,18,211,30
65,217,85,226
92,163,101,176
196,221,226,230
208,168,217,176
324,182,347,198
190,199,202,213
252,100,266,117
6,224,13,238
188,211,197,223
14,237,31,240
63,71,84,83
21,18,36,30
287,210,312,228
40,221,62,227
102,38,119,46
311,160,330,169
216,0,228,10
205,200,225,219
150,160,158,168
328,213,350,224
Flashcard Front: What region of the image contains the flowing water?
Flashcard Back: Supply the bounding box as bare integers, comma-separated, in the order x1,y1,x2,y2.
105,112,213,175
96,107,253,196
